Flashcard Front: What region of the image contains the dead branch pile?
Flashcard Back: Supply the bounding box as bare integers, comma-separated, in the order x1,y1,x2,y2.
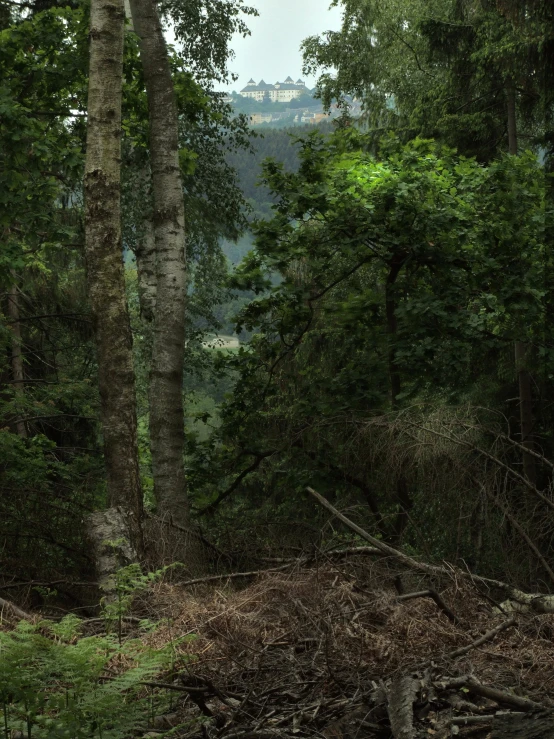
131,550,554,739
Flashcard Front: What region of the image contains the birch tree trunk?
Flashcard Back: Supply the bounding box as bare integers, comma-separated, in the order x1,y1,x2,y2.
84,0,144,554
128,0,190,530
134,209,157,322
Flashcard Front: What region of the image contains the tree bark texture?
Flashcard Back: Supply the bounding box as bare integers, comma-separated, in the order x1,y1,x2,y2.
8,274,27,438
128,0,189,529
88,507,139,601
507,83,537,486
84,0,144,553
134,211,157,322
386,676,418,739
491,711,554,739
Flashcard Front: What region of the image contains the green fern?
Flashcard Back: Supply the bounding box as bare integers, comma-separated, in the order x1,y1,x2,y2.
0,569,191,738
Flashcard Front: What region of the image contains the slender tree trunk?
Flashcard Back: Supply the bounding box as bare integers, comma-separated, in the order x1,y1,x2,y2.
84,0,144,554
507,83,537,486
8,273,27,438
128,0,190,529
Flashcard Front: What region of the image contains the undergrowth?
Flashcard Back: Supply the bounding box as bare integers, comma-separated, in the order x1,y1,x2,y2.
0,565,192,738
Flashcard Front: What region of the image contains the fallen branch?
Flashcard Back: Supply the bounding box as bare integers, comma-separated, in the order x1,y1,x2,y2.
463,676,546,712
306,486,450,577
461,423,554,472
0,596,34,622
445,616,515,660
141,680,198,693
0,579,91,590
397,589,460,624
467,473,554,586
438,676,546,712
306,485,554,613
84,616,142,625
178,563,295,587
258,546,382,564
147,513,234,564
197,451,277,516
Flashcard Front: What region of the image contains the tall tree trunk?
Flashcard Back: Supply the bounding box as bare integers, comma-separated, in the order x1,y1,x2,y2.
8,273,27,438
134,211,157,322
128,0,190,529
507,83,537,486
84,0,144,554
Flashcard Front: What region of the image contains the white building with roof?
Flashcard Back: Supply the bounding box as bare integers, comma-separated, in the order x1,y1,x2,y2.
240,76,311,103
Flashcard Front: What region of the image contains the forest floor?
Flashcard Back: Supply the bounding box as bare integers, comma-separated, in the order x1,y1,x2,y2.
111,552,554,739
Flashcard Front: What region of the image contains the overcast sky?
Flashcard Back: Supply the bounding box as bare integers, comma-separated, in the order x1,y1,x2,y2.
221,0,343,92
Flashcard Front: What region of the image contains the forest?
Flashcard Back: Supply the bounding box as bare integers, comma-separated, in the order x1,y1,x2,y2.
1,0,554,737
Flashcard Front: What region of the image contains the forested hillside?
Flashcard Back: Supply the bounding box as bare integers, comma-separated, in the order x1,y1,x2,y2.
2,0,554,737
224,122,334,218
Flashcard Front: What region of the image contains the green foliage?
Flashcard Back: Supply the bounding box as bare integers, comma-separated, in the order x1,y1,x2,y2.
160,0,258,86
224,124,334,220
302,0,554,162
101,562,176,644
188,127,552,574
0,608,186,738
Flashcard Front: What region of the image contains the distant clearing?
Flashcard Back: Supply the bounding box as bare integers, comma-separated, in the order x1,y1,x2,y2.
202,334,240,350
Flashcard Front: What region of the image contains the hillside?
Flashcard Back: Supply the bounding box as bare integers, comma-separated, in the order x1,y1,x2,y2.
224,122,334,219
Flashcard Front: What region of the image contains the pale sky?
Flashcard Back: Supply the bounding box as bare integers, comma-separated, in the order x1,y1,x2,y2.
222,0,343,92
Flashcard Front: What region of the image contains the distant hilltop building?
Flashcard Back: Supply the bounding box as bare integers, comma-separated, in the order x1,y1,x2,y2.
240,76,311,103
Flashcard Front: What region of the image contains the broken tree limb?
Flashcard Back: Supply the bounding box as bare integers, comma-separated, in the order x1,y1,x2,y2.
452,713,524,725
397,589,460,624
197,451,277,516
178,563,295,587
0,596,34,622
460,423,554,472
306,486,554,613
463,677,546,712
258,546,382,564
179,547,386,588
445,617,516,660
146,512,234,564
466,473,554,586
306,486,445,576
438,676,546,712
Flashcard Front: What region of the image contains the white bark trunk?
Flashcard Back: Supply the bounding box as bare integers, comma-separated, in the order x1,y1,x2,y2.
84,0,144,554
128,0,190,530
134,212,157,322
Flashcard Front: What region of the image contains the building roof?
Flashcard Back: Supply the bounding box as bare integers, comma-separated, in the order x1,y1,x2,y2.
240,79,275,92
275,83,308,91
240,77,312,94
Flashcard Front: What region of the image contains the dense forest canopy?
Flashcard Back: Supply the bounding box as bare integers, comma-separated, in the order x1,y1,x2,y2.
1,0,554,735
